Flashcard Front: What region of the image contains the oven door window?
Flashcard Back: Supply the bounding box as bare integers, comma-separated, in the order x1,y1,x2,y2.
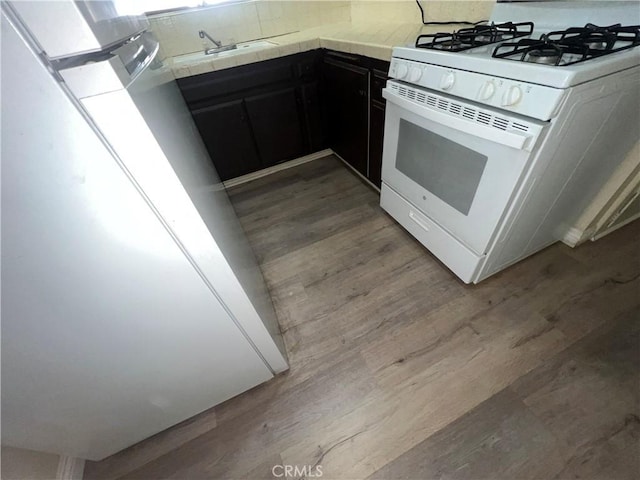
396,119,487,216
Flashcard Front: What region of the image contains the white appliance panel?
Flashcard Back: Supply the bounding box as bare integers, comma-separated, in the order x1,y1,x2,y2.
391,44,640,90
392,2,640,91
381,184,485,283
1,11,272,460
382,83,546,255
478,66,640,281
382,1,639,283
10,0,148,59
389,56,568,119
60,42,288,371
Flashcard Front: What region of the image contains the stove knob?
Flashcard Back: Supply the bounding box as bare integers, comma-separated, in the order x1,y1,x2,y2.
440,72,455,91
396,63,409,79
409,67,423,82
502,85,523,106
479,81,496,100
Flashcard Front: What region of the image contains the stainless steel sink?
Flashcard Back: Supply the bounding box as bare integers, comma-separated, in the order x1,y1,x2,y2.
205,44,238,55
173,40,277,65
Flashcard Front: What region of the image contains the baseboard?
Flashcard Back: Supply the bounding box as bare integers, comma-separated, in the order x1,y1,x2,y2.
56,456,85,480
561,227,585,247
223,149,332,188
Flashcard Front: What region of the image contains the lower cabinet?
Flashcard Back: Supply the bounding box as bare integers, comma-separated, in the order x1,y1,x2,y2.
300,81,326,152
321,57,369,178
321,52,390,189
192,100,260,181
178,51,324,182
245,86,306,167
178,49,389,185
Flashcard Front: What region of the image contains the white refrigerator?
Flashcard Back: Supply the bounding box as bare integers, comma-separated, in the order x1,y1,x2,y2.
1,1,287,461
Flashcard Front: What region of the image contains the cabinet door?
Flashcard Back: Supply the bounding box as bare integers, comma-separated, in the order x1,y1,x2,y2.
369,99,386,189
300,81,326,152
192,100,260,181
322,57,369,177
244,86,306,168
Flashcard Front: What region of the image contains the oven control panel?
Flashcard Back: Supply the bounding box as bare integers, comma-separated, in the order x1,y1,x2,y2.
389,58,566,121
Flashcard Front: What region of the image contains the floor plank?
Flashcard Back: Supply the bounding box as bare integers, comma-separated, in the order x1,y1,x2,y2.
367,388,567,480
84,156,640,480
511,308,640,480
368,308,640,480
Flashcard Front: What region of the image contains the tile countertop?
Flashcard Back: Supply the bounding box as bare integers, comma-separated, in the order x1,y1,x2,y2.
168,22,461,78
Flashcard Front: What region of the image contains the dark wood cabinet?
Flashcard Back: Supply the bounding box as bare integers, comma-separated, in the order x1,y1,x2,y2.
300,81,325,152
177,51,324,181
192,100,260,181
321,57,369,177
321,52,389,189
178,49,389,186
245,86,306,167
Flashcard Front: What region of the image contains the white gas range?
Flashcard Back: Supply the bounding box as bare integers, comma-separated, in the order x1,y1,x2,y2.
379,1,640,284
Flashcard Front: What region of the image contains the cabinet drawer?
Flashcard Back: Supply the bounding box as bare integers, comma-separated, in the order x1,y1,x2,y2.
380,184,484,283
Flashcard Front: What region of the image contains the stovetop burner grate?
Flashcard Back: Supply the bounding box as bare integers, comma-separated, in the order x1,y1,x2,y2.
416,21,534,52
492,23,640,66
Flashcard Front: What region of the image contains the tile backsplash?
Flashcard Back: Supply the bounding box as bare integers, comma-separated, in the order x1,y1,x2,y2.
149,0,495,58
149,1,351,58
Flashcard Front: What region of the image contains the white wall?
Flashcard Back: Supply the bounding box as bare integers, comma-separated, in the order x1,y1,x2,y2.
566,141,640,245
1,447,59,480
149,0,351,57
350,0,493,24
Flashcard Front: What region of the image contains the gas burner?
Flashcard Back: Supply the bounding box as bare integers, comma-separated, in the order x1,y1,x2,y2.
439,39,463,50
415,32,461,51
416,21,534,52
526,48,562,65
586,40,609,50
476,33,504,43
493,23,640,66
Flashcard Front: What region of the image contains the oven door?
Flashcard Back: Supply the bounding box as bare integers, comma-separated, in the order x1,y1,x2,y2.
382,81,546,255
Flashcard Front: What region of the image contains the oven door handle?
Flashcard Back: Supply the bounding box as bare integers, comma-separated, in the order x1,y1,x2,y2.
383,88,533,151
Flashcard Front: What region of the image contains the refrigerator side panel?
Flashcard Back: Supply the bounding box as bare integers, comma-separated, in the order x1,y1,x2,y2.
1,12,272,460
8,0,148,59
68,53,288,372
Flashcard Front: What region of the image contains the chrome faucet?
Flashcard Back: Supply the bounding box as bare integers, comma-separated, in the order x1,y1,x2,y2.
198,29,237,55
198,29,222,49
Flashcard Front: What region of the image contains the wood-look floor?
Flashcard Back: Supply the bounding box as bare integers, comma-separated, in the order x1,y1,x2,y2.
84,156,640,480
